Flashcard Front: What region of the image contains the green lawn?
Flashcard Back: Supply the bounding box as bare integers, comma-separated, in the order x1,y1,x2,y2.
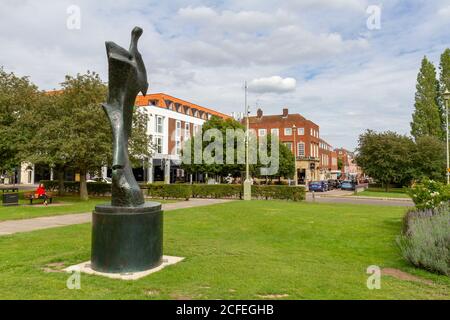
355,191,411,199
0,196,176,222
0,200,448,300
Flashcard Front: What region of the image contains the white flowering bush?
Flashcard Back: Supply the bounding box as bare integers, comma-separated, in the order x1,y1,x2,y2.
407,179,450,209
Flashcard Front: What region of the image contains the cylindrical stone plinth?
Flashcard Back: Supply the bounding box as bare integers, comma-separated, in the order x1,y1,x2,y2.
91,202,163,273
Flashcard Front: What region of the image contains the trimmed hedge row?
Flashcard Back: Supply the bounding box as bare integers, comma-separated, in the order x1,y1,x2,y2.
145,184,191,200
144,184,305,201
40,180,111,196
41,180,306,201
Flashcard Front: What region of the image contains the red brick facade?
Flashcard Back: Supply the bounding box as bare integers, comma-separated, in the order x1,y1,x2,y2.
247,108,339,183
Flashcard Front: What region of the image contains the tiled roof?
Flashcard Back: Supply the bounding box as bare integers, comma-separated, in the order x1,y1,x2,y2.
136,93,229,119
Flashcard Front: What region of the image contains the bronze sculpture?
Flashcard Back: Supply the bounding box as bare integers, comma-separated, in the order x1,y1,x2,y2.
91,27,163,273
103,26,147,207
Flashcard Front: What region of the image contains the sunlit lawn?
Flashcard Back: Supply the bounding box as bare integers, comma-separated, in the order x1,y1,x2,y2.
0,200,448,300
356,191,410,199
0,195,176,222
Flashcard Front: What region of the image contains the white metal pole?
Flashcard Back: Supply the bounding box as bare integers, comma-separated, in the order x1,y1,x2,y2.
245,81,249,181
244,81,252,200
447,99,449,185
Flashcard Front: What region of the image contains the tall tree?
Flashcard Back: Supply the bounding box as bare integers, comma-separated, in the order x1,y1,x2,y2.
356,130,415,190
0,67,40,178
182,116,247,179
439,49,450,133
413,135,445,182
19,72,152,200
410,56,442,140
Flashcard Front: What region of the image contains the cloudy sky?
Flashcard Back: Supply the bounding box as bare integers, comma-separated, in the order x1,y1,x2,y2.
1,0,449,150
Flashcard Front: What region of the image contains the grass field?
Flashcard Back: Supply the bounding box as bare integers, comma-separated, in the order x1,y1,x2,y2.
355,191,411,199
0,195,176,222
0,200,448,300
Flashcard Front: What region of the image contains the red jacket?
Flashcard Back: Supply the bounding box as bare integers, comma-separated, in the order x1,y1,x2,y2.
36,186,46,196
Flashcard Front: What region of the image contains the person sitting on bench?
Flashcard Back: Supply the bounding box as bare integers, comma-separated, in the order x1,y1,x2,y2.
35,183,48,206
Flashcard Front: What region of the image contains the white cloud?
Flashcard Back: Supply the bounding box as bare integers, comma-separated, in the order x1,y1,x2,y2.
0,0,448,150
438,5,450,17
248,76,296,94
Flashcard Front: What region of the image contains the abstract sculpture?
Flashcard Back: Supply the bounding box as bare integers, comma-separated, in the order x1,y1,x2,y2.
91,27,163,273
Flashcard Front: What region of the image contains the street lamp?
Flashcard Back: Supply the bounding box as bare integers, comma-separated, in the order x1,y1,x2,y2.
443,88,450,185
292,124,298,186
244,81,252,200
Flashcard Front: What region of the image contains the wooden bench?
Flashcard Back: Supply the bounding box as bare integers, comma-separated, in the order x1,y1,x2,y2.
23,192,55,205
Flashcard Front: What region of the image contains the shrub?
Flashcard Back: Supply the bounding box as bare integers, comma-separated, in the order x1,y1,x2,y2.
253,185,305,201
143,183,305,201
147,184,191,200
407,179,450,209
40,180,59,191
398,205,450,275
87,182,111,196
40,180,110,195
191,184,242,199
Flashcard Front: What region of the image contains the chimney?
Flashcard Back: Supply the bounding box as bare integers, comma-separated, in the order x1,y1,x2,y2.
282,108,289,117
257,108,263,118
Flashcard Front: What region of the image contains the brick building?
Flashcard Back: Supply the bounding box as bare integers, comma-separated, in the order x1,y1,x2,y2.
335,148,360,180
247,108,338,184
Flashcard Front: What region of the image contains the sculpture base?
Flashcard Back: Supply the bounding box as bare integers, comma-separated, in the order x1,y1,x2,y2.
91,202,163,273
64,256,184,280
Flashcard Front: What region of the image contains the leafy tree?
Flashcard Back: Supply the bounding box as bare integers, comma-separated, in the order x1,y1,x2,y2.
439,48,450,133
0,67,40,179
19,72,151,200
411,57,443,140
412,135,446,182
182,116,247,179
182,117,295,183
356,130,415,190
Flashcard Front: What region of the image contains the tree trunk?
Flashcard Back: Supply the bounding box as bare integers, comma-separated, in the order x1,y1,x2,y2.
57,167,65,196
79,168,89,201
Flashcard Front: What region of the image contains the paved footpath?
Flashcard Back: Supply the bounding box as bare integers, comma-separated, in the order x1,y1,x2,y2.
0,198,232,236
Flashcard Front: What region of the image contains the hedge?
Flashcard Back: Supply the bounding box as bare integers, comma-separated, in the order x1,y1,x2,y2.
40,180,111,196
41,180,306,201
191,184,242,199
144,184,305,201
146,184,191,200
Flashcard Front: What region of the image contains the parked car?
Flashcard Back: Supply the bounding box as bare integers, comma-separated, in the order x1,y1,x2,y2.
309,181,328,192
340,180,355,191
327,179,341,190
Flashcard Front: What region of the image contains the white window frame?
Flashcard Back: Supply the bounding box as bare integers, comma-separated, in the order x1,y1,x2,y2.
258,129,267,137
185,122,190,139
176,120,181,138
271,128,279,136
284,128,292,136
298,142,305,157
298,128,304,135
155,136,163,154
156,116,163,134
